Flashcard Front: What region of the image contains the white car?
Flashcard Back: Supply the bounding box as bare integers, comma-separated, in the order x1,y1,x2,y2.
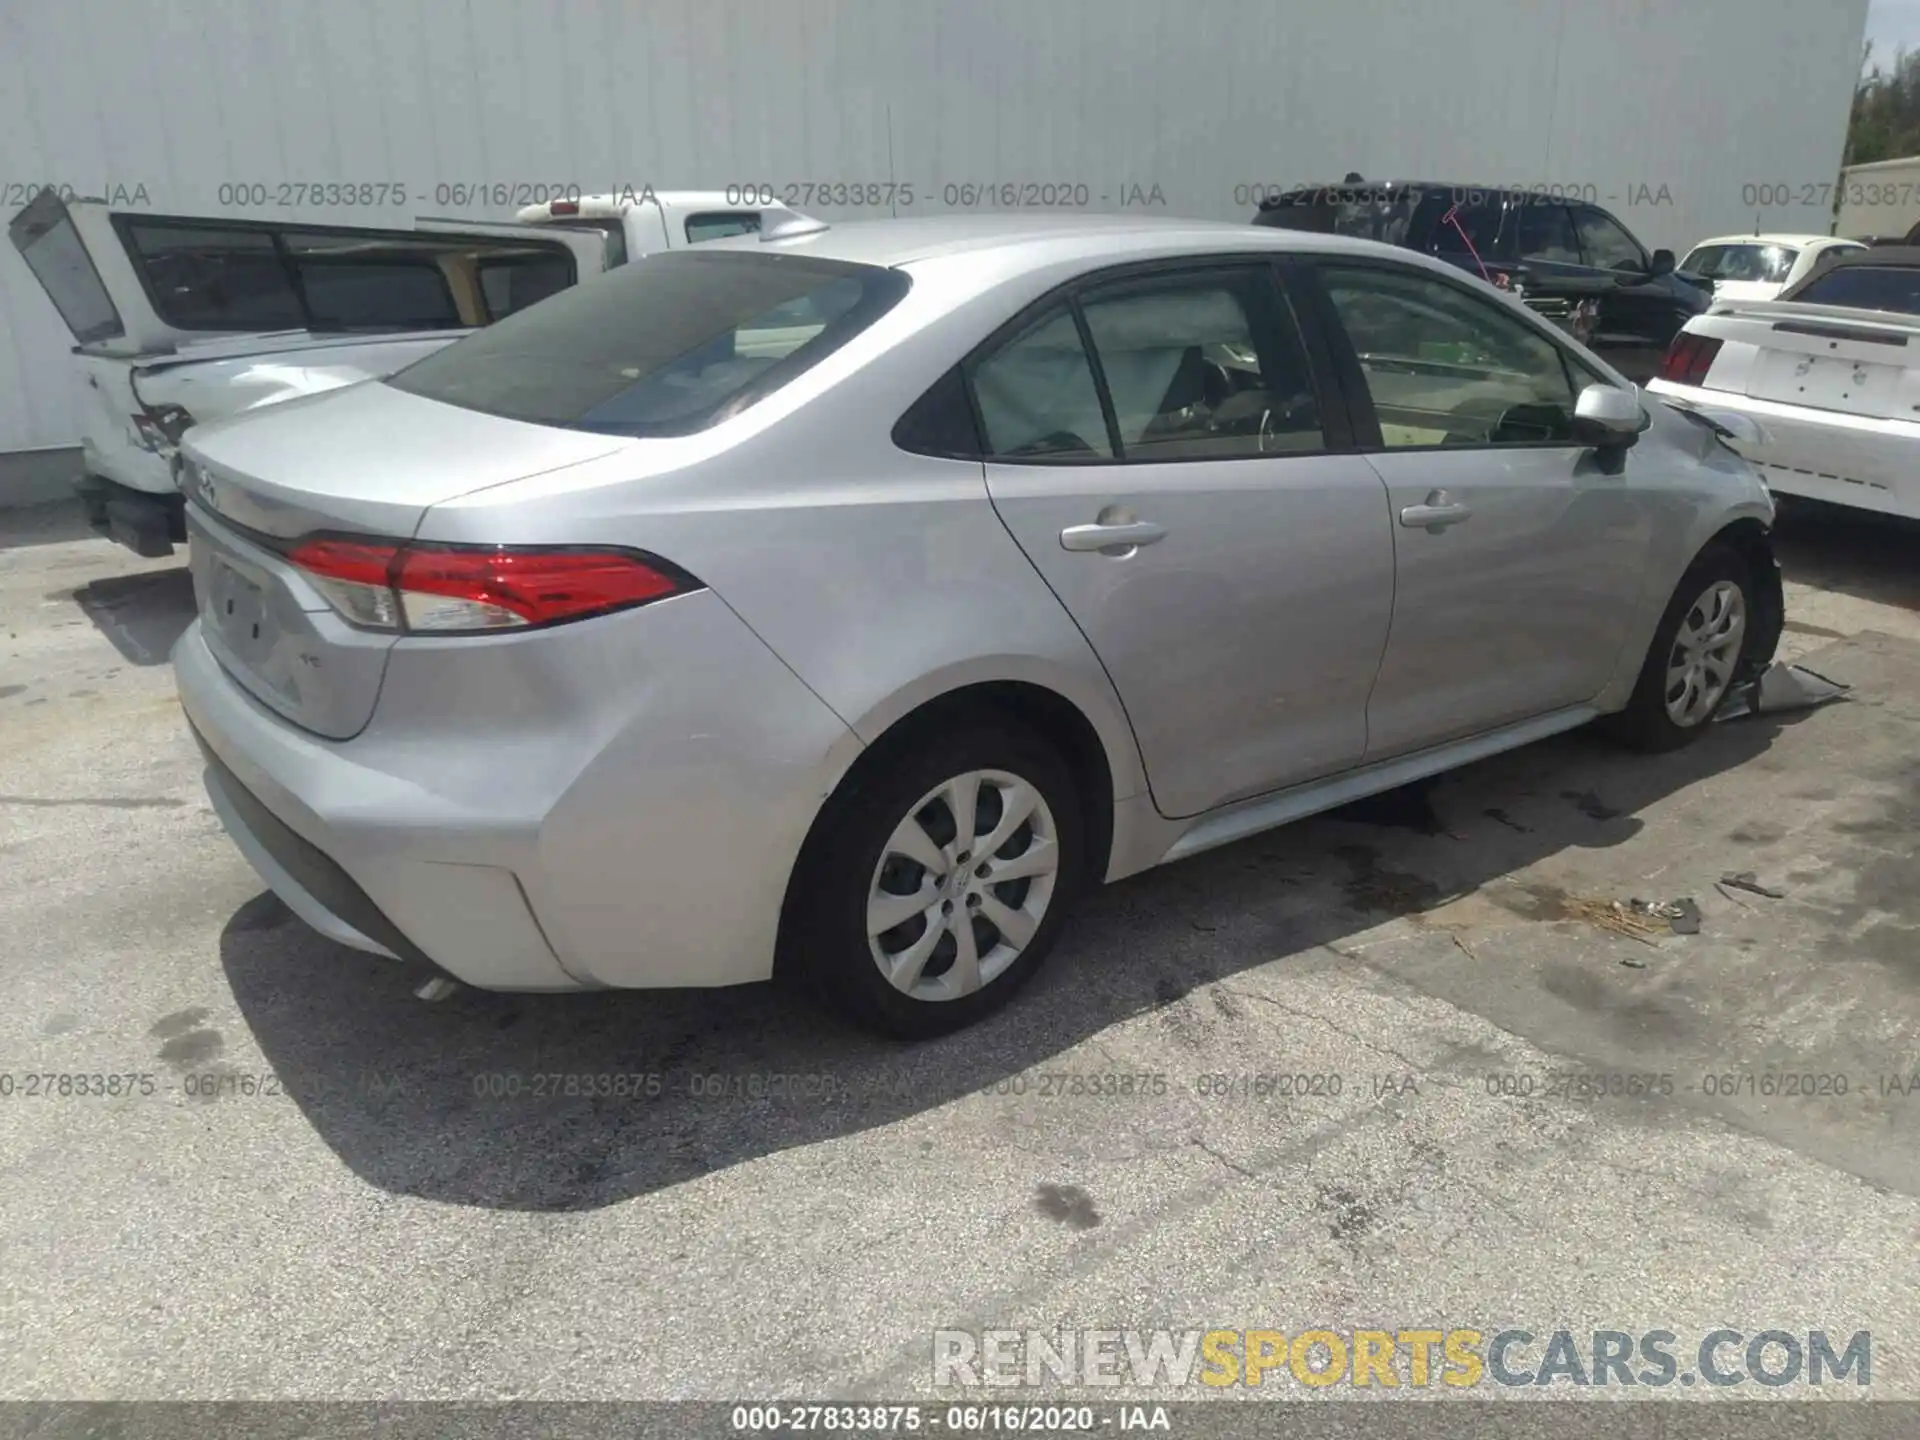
1646,246,1920,519
1678,233,1866,305
7,187,802,557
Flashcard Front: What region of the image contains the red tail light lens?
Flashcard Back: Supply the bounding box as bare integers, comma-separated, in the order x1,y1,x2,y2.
285,540,696,634
1657,332,1724,387
549,200,580,216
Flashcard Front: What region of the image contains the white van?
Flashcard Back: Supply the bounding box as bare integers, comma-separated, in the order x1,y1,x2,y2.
8,188,807,555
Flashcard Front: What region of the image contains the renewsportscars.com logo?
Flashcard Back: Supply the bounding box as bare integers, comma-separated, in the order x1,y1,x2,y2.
933,1328,1871,1390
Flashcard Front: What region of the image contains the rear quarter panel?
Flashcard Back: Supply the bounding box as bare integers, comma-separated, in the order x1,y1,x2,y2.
72,352,172,492
414,260,1152,834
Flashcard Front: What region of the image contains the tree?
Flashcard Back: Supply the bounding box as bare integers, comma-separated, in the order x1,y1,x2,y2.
1847,41,1920,167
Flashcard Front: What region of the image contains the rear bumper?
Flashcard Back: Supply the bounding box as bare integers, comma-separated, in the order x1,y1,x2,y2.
178,628,582,991
76,473,185,558
1646,380,1920,519
172,587,857,993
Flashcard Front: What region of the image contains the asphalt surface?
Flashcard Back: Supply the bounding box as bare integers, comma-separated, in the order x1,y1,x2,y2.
3,497,1920,1413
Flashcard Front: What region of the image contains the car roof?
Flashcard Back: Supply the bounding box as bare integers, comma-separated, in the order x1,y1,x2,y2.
1255,181,1622,206
1777,245,1920,301
696,211,1398,268
1788,245,1920,270
1687,234,1861,249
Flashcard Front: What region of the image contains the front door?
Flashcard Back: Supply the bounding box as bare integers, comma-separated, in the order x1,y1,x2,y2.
1310,260,1654,760
973,261,1395,819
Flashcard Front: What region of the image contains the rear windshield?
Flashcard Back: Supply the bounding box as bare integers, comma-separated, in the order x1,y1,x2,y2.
1787,265,1920,315
386,250,910,437
1682,243,1799,284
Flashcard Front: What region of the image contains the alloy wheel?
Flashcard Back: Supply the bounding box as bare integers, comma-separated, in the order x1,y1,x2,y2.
1664,578,1746,727
865,768,1061,1001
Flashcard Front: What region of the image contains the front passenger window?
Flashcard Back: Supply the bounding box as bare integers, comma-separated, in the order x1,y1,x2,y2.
1573,207,1647,273
1321,265,1580,449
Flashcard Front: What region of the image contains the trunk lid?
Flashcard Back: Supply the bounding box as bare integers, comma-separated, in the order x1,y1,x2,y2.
181,382,630,738
1695,299,1920,420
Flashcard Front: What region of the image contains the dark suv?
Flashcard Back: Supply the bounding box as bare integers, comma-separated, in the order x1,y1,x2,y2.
1253,179,1712,348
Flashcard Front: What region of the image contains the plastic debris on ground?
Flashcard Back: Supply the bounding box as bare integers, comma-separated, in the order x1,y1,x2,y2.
1714,662,1851,722
1619,896,1702,936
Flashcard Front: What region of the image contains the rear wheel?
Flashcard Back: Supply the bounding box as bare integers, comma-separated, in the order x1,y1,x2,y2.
1603,544,1753,752
784,718,1085,1038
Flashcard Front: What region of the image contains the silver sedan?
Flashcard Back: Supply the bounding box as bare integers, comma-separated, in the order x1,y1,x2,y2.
173,213,1782,1036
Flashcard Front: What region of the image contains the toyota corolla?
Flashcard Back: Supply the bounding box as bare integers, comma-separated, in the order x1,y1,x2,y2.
173,212,1782,1037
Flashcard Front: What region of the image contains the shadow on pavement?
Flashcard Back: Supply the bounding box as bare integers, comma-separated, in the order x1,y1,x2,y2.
218,711,1811,1213
1773,500,1920,615
69,566,196,665
0,498,95,552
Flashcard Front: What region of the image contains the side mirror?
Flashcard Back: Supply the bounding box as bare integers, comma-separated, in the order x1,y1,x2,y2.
1572,383,1646,453
1649,248,1677,278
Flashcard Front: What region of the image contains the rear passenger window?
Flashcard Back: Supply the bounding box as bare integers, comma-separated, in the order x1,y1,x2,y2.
894,368,982,458
122,221,305,331
1426,199,1503,260
479,253,575,319
295,261,459,330
1515,203,1582,265
967,307,1114,459
1077,269,1324,459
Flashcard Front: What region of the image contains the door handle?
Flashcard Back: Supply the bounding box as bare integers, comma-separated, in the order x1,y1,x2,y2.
1399,490,1472,532
1060,520,1167,553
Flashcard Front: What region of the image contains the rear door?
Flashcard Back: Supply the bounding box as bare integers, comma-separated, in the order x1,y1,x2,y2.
1308,258,1653,757
974,259,1396,819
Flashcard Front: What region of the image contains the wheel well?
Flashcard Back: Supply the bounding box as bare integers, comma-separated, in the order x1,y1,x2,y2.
772,681,1119,983
1707,517,1772,579
1701,516,1785,675
836,683,1117,874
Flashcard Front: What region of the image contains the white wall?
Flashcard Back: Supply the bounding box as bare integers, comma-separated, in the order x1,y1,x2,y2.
0,0,1869,453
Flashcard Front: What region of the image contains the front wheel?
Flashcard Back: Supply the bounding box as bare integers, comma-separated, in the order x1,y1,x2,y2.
1602,544,1753,752
783,718,1086,1038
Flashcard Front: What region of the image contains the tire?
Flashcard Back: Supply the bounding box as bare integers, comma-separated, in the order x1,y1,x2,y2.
781,716,1086,1039
1602,543,1754,752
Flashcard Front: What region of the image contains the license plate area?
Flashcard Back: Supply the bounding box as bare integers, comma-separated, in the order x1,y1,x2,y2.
202,551,276,665
1749,351,1897,417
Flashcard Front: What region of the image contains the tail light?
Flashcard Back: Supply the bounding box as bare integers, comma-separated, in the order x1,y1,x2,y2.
285,539,698,634
549,200,580,217
1658,332,1724,387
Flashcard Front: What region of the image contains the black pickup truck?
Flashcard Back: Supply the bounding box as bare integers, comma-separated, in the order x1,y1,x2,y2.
1252,179,1713,349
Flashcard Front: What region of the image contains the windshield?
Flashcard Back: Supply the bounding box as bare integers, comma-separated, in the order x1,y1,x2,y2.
1786,264,1920,316
386,249,909,436
1681,243,1799,284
